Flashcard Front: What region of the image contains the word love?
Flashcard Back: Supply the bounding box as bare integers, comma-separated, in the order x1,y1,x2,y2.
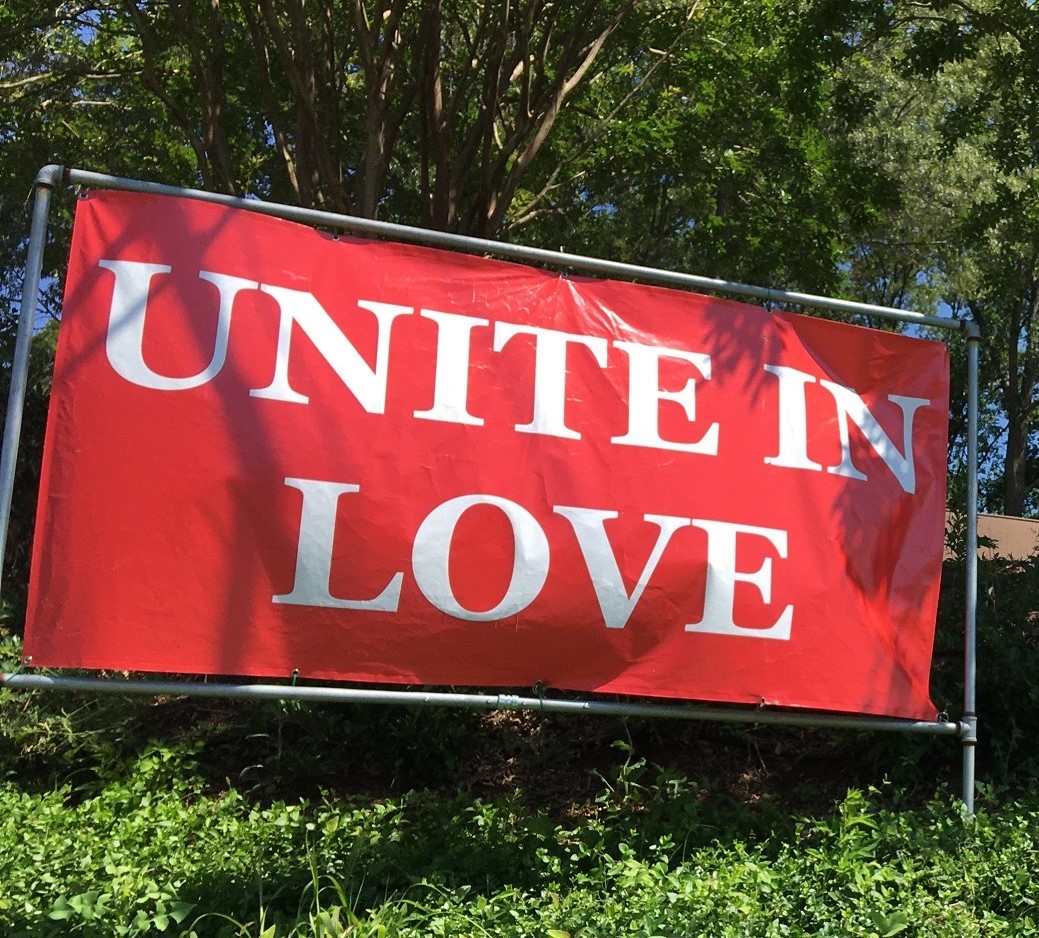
100,259,930,493
278,478,794,640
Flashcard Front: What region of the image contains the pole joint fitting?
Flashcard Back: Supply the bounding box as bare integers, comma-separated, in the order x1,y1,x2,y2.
960,714,978,744
496,694,524,711
34,165,65,189
963,319,981,341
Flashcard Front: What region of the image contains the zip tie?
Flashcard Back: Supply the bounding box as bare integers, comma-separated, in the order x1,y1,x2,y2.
533,680,547,712
290,668,299,687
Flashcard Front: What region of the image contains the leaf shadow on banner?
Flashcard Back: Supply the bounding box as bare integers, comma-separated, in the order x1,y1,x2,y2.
830,473,944,720
781,316,945,721
533,291,783,696
56,192,299,682
516,289,943,721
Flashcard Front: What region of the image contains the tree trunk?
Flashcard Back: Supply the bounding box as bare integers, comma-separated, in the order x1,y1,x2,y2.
1003,409,1030,516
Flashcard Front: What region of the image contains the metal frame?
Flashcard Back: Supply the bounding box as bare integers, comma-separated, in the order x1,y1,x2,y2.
0,165,981,811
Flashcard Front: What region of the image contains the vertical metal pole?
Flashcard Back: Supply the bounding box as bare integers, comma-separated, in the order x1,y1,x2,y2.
0,166,61,598
961,320,981,814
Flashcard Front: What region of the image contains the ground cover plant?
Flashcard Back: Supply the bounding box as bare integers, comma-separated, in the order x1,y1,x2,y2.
1,717,1039,938
2,547,1039,937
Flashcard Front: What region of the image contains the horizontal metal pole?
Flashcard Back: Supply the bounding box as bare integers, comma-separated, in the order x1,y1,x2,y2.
59,166,961,333
0,673,962,736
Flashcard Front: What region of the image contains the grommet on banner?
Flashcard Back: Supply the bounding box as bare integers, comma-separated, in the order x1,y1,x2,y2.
290,668,300,686
76,187,91,200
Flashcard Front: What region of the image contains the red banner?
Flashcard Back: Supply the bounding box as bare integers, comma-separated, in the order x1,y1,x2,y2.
24,191,950,719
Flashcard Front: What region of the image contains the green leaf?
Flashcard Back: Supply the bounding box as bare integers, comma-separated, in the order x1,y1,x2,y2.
868,909,910,937
169,901,196,924
47,897,72,921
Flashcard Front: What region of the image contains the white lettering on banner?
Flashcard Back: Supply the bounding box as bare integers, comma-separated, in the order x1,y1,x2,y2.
763,365,929,494
553,506,689,629
100,259,258,390
763,365,823,473
412,495,551,620
492,323,609,440
821,381,928,494
685,519,793,641
274,478,404,610
250,289,411,411
278,479,794,638
610,341,720,455
98,258,932,494
414,309,489,426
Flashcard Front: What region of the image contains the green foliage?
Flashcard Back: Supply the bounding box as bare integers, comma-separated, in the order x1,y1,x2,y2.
1,741,1039,937
845,3,1039,514
2,0,1038,514
939,549,1039,782
0,317,57,625
527,0,883,295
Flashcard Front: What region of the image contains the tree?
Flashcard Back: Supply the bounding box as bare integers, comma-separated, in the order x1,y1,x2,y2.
514,0,893,297
13,0,681,237
847,0,1039,515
